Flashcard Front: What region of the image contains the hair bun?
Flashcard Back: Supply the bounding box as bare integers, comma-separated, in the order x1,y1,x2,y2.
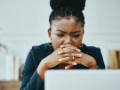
50,0,86,11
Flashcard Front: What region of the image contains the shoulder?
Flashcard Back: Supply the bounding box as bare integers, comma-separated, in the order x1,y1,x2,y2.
86,45,100,53
82,44,105,69
27,43,53,67
31,43,53,52
81,43,102,61
31,43,48,51
82,43,101,53
30,43,53,58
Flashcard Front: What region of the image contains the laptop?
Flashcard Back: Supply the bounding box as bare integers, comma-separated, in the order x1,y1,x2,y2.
45,70,120,90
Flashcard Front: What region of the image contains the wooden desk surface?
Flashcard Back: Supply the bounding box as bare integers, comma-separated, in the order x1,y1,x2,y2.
0,81,21,90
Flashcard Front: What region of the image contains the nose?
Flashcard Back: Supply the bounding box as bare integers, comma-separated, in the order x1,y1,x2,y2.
64,36,73,45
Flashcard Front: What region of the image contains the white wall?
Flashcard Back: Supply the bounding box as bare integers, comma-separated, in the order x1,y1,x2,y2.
0,0,120,80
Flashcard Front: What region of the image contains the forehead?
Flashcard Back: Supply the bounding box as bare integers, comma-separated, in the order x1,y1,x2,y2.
51,17,83,31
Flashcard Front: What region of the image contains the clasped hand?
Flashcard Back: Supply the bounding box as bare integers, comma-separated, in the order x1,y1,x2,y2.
57,44,98,69
42,44,98,69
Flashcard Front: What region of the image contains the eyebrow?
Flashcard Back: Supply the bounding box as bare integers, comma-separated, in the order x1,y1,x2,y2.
56,29,81,34
71,31,81,34
56,30,66,33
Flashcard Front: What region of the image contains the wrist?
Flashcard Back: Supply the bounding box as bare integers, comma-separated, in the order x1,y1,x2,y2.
37,59,48,73
37,59,49,82
39,59,49,70
88,58,98,69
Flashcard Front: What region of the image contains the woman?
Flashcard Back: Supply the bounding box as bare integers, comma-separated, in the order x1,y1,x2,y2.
20,0,105,90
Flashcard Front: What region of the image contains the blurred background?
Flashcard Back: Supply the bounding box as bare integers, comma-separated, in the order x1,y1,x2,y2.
0,0,120,89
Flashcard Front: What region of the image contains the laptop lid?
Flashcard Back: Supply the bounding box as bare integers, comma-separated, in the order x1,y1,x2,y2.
45,70,120,90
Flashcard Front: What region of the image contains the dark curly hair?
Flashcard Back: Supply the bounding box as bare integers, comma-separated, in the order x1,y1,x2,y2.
49,0,86,28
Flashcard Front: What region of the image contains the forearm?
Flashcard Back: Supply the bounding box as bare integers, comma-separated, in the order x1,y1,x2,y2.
89,64,98,69
88,58,98,69
37,59,48,82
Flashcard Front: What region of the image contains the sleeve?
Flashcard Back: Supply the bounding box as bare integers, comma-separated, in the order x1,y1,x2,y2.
20,49,44,90
96,48,105,69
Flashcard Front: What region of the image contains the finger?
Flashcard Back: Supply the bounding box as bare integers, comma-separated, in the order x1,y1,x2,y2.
63,53,82,58
66,47,81,52
75,58,88,67
60,44,73,48
64,61,77,66
58,47,80,54
58,57,75,63
61,45,81,52
65,65,74,69
60,45,80,51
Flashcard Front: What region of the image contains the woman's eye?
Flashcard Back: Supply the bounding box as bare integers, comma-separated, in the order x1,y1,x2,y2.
56,34,64,37
73,35,80,37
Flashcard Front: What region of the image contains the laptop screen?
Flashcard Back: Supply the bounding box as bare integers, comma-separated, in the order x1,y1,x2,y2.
45,70,120,90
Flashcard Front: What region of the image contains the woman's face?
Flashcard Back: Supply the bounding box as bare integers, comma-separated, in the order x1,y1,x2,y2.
48,17,84,50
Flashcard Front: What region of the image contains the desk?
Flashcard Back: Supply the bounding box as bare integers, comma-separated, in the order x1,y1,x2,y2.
0,81,21,90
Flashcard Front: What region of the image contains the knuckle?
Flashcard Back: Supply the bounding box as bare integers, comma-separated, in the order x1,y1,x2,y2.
68,61,72,64
72,49,75,52
65,53,68,56
68,57,71,60
69,57,73,60
68,49,71,52
73,47,76,50
70,53,74,57
69,53,72,56
76,48,78,51
64,57,68,61
75,47,78,50
72,53,75,57
67,57,71,60
62,49,64,53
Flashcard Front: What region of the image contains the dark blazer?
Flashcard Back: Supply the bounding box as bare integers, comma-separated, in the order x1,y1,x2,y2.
20,43,105,90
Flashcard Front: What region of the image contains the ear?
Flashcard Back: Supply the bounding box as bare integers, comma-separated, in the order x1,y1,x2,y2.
48,28,52,41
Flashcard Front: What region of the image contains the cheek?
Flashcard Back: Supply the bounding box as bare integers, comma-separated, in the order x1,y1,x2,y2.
51,34,63,50
73,36,83,48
